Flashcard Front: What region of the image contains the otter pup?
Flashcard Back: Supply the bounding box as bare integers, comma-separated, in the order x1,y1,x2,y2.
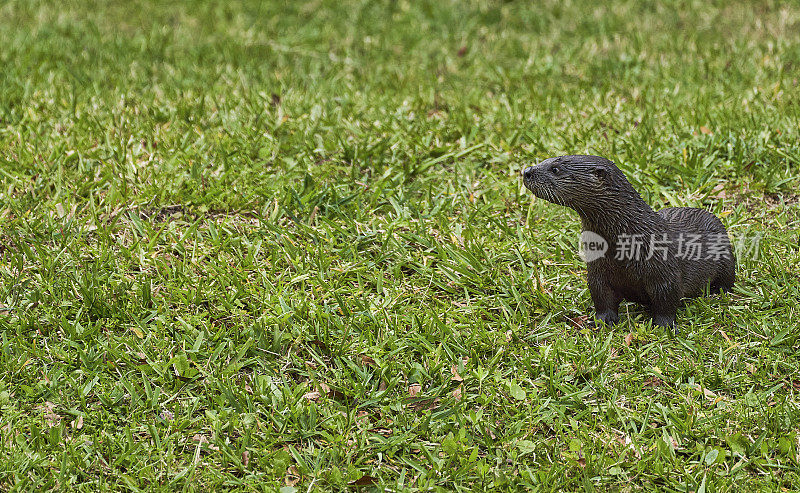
522,155,735,330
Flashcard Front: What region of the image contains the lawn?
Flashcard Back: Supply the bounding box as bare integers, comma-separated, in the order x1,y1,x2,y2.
1,0,799,490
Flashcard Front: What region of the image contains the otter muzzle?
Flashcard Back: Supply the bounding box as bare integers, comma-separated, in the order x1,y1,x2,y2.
522,165,543,195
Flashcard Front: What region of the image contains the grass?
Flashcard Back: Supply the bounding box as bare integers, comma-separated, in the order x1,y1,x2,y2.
1,0,799,490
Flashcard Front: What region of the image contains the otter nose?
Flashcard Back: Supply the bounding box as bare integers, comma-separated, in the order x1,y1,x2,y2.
522,166,534,181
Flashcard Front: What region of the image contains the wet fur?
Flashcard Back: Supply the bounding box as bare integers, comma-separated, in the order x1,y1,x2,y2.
522,155,735,330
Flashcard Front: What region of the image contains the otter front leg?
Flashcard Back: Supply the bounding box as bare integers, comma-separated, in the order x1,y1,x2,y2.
587,268,621,327
646,282,681,331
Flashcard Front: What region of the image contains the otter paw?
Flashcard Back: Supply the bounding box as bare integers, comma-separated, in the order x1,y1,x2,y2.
592,311,619,328
652,315,676,331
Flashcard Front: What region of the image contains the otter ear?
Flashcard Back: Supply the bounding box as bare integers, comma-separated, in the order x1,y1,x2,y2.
591,166,608,181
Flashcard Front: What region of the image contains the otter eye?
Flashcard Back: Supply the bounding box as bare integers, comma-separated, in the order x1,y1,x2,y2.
551,166,560,175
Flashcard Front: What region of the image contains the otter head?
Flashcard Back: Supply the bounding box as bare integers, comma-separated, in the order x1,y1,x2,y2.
522,155,634,216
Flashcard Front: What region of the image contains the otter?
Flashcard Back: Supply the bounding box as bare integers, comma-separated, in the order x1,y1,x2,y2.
522,155,735,330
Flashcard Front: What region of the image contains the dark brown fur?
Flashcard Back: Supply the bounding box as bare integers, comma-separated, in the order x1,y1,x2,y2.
522,155,735,330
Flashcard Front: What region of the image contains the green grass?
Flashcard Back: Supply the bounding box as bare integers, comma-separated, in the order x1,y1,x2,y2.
1,0,800,490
